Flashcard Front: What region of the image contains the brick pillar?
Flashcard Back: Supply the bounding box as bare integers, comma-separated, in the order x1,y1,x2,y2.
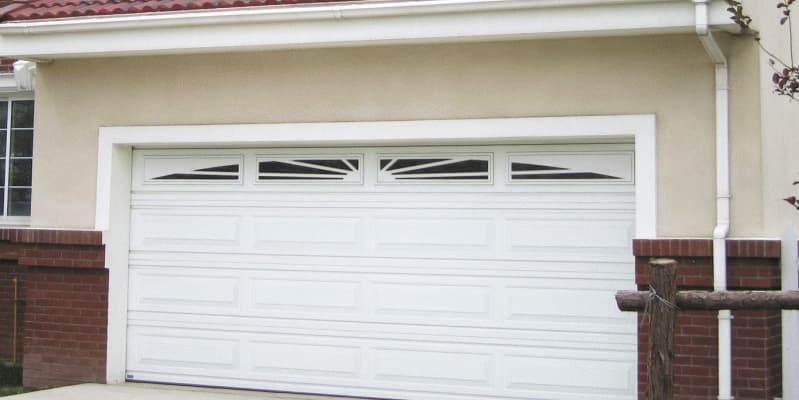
23,267,108,389
0,229,107,389
634,239,782,400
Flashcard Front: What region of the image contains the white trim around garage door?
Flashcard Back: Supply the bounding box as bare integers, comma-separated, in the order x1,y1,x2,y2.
96,114,656,385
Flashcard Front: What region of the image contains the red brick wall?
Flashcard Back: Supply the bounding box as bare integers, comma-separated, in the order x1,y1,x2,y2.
23,267,108,389
634,239,782,400
0,229,106,389
0,262,26,363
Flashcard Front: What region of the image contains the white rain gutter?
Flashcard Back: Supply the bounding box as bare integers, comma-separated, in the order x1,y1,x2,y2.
694,1,732,400
0,0,739,60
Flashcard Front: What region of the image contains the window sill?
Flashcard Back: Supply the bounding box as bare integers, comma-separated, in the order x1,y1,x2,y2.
0,216,31,227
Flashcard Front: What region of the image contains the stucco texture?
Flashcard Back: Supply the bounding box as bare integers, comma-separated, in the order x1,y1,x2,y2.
750,1,799,238
31,33,763,237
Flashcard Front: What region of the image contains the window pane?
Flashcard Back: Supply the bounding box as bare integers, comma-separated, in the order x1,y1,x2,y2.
11,101,34,129
0,159,5,186
0,130,6,156
8,188,30,216
10,159,31,186
0,102,7,128
11,130,32,157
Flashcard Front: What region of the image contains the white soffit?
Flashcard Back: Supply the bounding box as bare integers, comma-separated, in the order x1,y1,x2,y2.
0,0,737,60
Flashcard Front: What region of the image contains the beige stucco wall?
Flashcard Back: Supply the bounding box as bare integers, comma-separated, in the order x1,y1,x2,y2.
31,33,763,237
746,0,799,237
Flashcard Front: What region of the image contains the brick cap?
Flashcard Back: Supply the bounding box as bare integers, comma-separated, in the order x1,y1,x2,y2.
633,239,781,258
0,229,102,246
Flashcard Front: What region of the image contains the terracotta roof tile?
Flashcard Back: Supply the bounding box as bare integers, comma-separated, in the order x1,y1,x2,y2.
0,0,366,21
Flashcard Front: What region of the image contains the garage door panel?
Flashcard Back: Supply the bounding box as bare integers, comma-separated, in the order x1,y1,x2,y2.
128,310,636,350
251,341,362,379
251,278,362,313
129,265,634,335
506,287,627,324
253,215,365,248
127,325,635,400
128,145,637,400
128,272,240,308
130,212,243,250
127,332,239,370
372,348,491,386
504,355,634,394
373,282,490,318
130,251,634,278
130,208,632,262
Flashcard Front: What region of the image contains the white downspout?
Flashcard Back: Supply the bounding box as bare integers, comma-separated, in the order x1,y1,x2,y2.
694,1,732,400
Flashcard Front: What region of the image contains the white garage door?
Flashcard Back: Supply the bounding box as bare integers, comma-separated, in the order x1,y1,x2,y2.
126,144,637,400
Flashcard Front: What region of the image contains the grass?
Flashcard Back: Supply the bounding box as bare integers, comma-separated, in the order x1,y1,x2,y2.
0,387,22,397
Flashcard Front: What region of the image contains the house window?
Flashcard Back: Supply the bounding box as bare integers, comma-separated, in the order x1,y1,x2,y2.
0,100,33,216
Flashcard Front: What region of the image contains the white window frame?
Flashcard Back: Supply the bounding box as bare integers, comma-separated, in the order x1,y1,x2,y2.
0,92,34,225
96,114,657,385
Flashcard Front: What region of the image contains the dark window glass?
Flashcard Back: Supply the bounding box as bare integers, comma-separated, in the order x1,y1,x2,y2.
385,159,448,171
259,176,343,180
0,159,5,186
397,175,488,180
258,161,346,176
512,172,621,180
153,173,237,180
8,188,31,216
511,162,567,172
0,130,6,155
295,159,355,171
10,159,31,186
11,101,34,129
194,164,239,173
0,102,7,128
393,160,488,175
11,130,32,157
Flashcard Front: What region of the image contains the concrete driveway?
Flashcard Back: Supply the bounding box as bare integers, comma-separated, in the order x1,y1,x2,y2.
7,383,363,400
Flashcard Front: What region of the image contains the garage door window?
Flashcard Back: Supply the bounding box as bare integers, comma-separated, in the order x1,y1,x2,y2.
0,100,34,216
508,152,634,183
143,156,243,183
257,156,362,183
378,154,492,183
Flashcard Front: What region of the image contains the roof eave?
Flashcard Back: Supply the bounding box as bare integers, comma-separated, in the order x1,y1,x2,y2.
0,0,740,60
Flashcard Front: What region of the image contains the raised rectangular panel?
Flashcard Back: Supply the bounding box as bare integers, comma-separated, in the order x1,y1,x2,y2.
252,279,361,312
506,219,630,249
131,334,239,370
373,349,491,386
505,355,634,393
375,217,493,247
130,272,239,308
251,342,360,378
374,283,490,318
131,213,241,248
507,287,623,323
253,215,363,248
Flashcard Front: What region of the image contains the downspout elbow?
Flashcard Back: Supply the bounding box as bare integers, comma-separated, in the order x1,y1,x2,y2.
713,223,729,240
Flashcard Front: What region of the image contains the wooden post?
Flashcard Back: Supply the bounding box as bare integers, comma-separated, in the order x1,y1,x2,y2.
616,290,799,311
648,258,677,400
